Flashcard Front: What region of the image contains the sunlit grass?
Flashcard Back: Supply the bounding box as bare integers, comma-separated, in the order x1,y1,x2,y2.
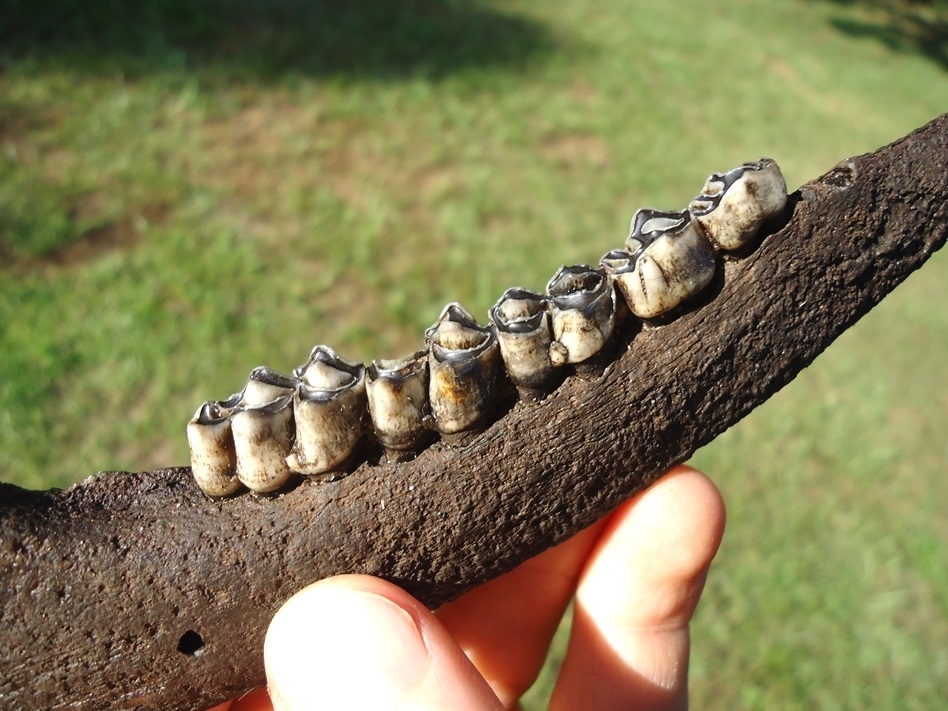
1,0,946,707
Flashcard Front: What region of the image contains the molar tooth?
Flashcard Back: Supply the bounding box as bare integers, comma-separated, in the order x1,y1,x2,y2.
489,287,558,400
690,158,788,251
425,302,501,436
602,208,716,319
545,265,616,366
230,367,297,493
367,350,430,462
287,345,367,480
187,394,242,497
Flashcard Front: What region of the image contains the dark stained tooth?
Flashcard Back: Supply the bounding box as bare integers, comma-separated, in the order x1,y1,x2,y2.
425,303,502,436
187,394,242,497
287,346,367,480
545,265,616,366
601,208,715,319
367,350,430,462
230,367,297,493
489,287,558,400
690,158,788,251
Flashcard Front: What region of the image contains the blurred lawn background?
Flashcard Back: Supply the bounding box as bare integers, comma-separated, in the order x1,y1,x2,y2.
1,0,946,707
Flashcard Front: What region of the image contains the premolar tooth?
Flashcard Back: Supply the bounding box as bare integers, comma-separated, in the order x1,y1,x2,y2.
187,394,242,497
602,208,715,319
489,287,557,400
690,158,788,251
231,367,296,493
425,303,501,435
545,265,616,366
287,346,367,479
367,350,430,461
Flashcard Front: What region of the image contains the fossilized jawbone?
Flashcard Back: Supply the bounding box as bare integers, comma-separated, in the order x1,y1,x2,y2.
187,158,788,496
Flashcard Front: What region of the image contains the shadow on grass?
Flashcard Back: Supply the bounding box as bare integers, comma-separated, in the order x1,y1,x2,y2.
814,0,948,70
0,0,558,80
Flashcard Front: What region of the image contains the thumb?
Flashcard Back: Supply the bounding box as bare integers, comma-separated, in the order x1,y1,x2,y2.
265,574,503,711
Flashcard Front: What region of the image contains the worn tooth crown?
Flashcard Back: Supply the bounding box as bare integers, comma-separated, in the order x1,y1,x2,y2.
690,158,788,251
186,395,242,497
425,302,501,435
286,346,366,479
546,265,616,366
187,158,789,496
239,366,296,407
601,208,716,319
489,287,556,395
230,367,297,493
366,350,430,460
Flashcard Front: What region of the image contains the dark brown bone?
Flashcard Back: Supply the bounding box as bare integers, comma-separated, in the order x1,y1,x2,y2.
1,114,946,710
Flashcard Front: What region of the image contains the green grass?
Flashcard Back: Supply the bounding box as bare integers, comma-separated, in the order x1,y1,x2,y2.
2,0,947,707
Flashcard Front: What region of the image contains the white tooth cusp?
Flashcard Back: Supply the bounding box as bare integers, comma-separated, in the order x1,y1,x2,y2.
186,395,242,497
489,287,557,399
425,303,502,435
546,265,616,367
366,350,430,461
602,208,716,319
287,346,367,480
230,367,297,494
690,158,788,251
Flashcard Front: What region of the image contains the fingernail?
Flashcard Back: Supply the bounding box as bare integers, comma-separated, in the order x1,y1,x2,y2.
266,585,429,709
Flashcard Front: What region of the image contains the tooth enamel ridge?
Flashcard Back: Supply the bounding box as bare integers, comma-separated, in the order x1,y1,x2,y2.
489,287,556,397
230,368,297,494
546,265,616,366
367,350,430,461
690,158,788,251
425,302,502,436
602,208,716,319
187,396,242,497
287,346,367,480
187,158,788,496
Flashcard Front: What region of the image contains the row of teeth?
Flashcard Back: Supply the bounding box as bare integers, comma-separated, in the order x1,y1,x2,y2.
188,159,788,497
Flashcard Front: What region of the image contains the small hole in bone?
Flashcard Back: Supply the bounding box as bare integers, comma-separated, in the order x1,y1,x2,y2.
177,629,205,657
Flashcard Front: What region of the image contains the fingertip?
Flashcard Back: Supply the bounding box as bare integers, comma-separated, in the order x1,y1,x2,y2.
264,575,429,710
264,574,502,710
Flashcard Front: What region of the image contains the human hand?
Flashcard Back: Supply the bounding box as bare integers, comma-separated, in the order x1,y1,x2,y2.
211,465,725,710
